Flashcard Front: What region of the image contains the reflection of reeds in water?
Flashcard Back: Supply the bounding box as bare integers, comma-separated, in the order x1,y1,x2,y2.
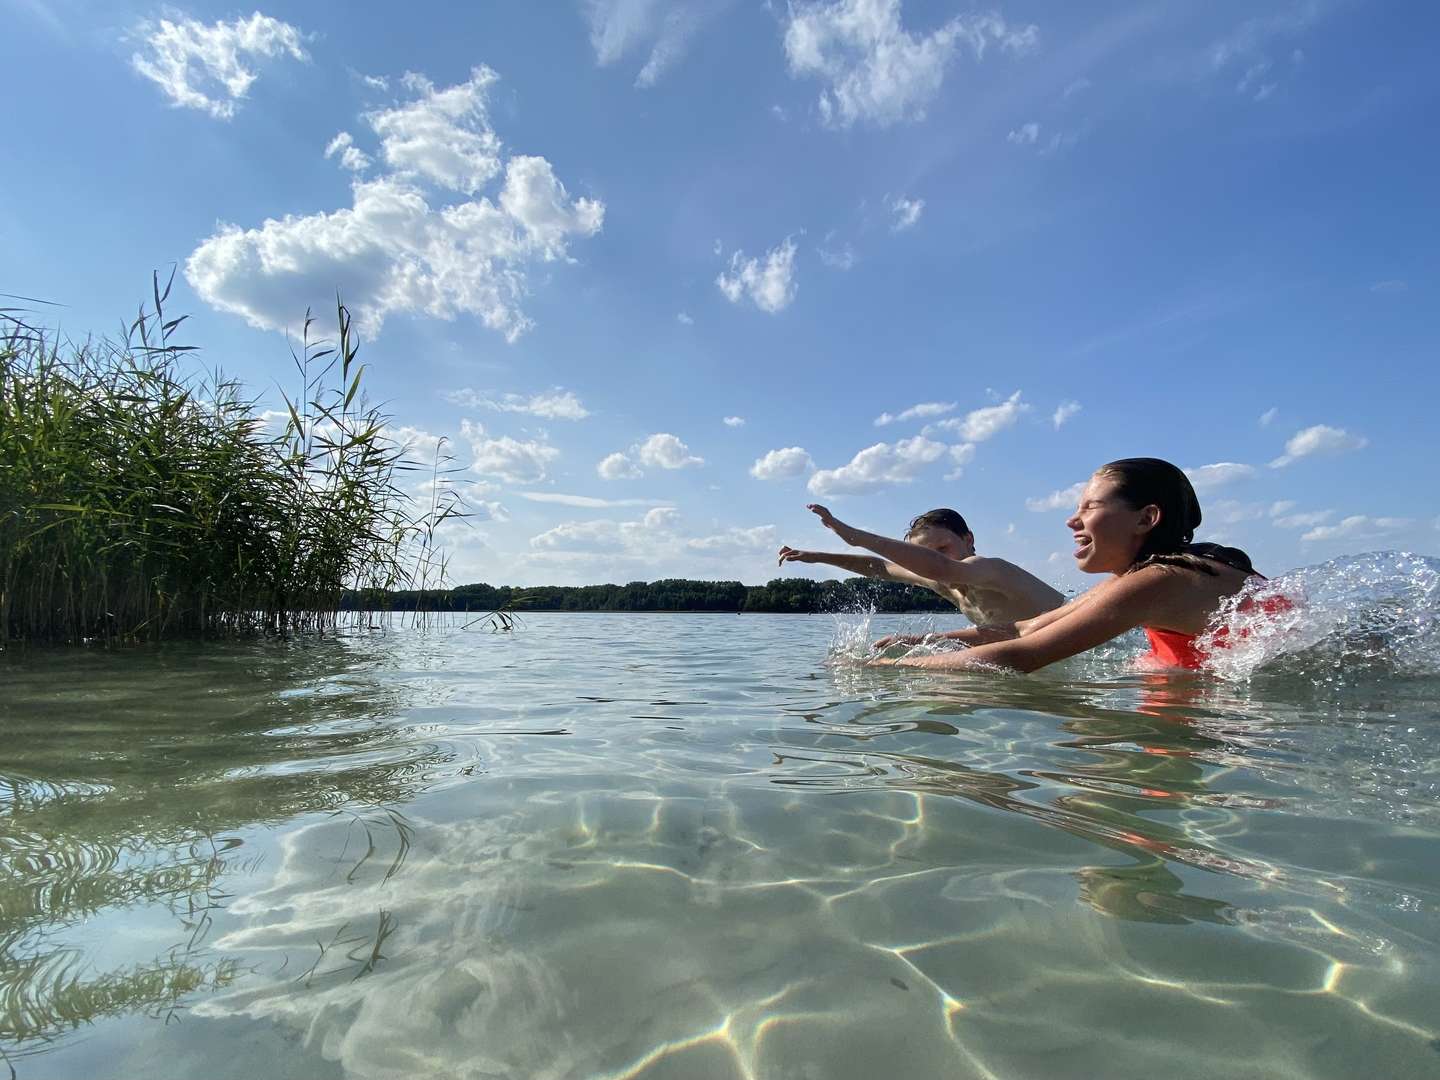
0,642,446,1065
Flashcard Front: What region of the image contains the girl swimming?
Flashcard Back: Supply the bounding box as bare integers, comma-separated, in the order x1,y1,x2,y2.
875,457,1281,674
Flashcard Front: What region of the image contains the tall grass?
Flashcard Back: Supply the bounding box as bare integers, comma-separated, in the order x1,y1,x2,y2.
0,274,462,644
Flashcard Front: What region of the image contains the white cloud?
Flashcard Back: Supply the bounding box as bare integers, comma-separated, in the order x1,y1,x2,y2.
517,492,669,508
716,237,799,313
635,432,703,470
597,451,642,480
945,442,976,481
1026,481,1084,512
1273,508,1333,529
874,401,955,427
1183,462,1256,491
677,311,694,324
461,419,559,483
784,0,1038,129
1259,406,1278,427
130,11,308,119
722,415,745,427
526,506,776,573
818,243,858,270
1301,515,1411,544
324,132,371,172
1370,280,1408,294
530,518,630,552
1062,77,1091,99
1208,5,1318,103
186,68,605,342
1007,122,1040,145
927,391,1029,442
583,0,726,88
1051,400,1081,429
750,447,815,480
807,435,947,496
889,195,924,231
1270,424,1368,468
445,388,590,420
686,525,778,555
367,67,502,193
1269,500,1296,516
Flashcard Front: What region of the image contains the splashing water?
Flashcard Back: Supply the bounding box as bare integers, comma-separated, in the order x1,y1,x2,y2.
825,552,1440,687
1201,551,1440,682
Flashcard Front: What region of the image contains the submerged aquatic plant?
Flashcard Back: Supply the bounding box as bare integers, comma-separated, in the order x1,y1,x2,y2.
0,273,464,644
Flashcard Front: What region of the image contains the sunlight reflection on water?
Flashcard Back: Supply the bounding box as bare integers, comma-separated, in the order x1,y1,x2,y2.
3,604,1439,1079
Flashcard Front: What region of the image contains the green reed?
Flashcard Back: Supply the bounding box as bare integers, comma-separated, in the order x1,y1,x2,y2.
0,274,463,644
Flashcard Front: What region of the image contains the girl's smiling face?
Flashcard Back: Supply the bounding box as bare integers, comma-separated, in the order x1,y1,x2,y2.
1066,474,1159,575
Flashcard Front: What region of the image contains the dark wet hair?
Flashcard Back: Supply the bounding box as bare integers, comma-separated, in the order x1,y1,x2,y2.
1095,458,1255,576
906,508,971,539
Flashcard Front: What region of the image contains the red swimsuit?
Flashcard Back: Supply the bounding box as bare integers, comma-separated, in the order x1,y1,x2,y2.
1144,592,1295,670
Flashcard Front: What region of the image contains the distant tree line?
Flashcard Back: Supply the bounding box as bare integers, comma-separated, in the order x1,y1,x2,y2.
341,577,959,615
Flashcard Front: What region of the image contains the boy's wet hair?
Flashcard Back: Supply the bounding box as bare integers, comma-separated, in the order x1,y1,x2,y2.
906,508,971,539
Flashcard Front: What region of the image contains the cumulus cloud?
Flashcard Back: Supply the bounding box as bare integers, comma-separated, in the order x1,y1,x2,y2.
784,0,1037,128
461,419,559,483
677,311,694,324
1301,515,1411,544
807,435,947,496
1026,481,1084,512
598,433,703,479
597,451,642,480
636,433,703,469
130,11,308,119
1184,462,1256,491
1270,424,1368,468
750,447,815,480
889,195,924,231
530,506,772,562
1259,406,1278,427
874,401,955,427
186,67,605,342
686,525,779,555
1051,400,1081,429
583,0,729,88
716,237,799,313
945,442,976,481
722,415,745,427
324,132,371,172
927,391,1029,442
445,388,590,420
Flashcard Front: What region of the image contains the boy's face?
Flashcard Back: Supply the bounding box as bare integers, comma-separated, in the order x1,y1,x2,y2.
907,526,975,559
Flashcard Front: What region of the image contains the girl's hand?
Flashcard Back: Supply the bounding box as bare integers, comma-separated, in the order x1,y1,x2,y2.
777,545,818,566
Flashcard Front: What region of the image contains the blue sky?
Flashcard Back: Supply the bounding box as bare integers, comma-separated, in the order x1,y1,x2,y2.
4,0,1437,588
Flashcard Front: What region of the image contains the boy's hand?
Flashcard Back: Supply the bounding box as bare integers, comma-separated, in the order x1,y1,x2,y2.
777,545,818,566
872,633,926,650
806,504,859,544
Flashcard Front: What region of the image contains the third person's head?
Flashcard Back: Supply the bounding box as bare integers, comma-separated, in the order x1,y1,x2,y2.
906,508,976,559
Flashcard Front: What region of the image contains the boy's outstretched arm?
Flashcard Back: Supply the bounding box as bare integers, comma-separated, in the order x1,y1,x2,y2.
805,504,996,587
777,546,934,587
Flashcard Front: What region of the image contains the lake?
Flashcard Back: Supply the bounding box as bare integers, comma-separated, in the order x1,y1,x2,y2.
3,603,1439,1079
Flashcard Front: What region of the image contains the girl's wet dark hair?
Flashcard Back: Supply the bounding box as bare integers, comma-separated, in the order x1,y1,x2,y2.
906,508,971,538
1095,457,1255,576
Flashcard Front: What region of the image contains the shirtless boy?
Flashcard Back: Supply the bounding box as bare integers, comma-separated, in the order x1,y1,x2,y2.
777,505,1064,643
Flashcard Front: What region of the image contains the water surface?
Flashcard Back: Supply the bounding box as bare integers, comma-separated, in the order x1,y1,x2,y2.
4,601,1439,1079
